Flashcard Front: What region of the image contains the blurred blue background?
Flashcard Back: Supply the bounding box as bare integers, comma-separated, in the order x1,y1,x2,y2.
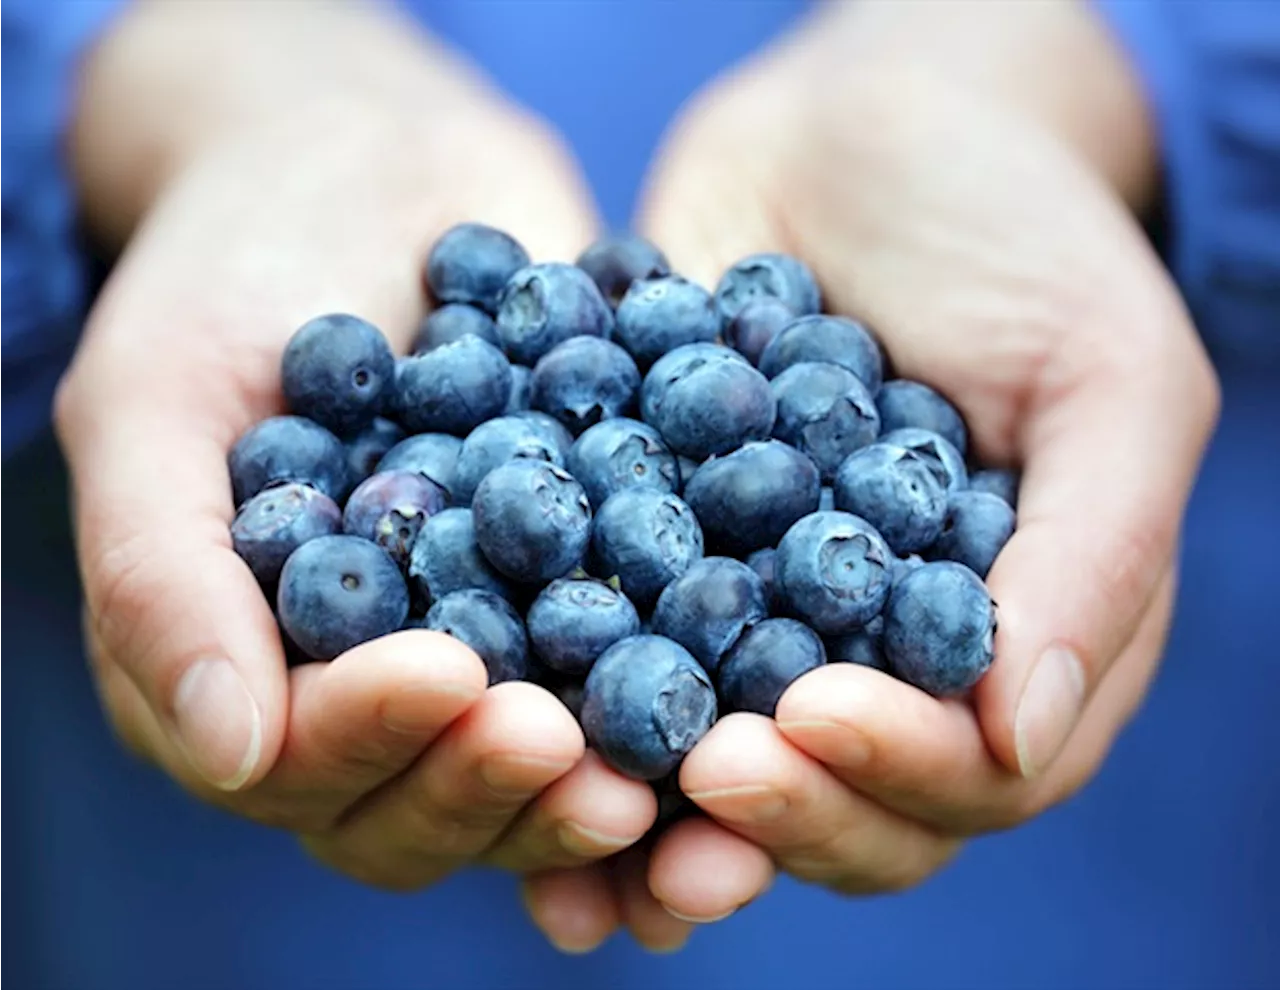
4,2,1279,988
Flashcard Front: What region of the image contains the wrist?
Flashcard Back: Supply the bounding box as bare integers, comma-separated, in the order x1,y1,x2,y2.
777,0,1158,209
70,1,497,246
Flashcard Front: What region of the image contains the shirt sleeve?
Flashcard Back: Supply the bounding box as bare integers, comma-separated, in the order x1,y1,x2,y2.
2,0,125,457
1091,0,1280,363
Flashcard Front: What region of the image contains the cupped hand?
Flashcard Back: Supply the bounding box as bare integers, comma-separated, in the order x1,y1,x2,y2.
54,2,661,933
559,0,1220,927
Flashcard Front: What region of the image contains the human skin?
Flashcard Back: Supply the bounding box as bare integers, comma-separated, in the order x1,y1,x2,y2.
57,0,1222,957
57,0,696,954
519,0,1219,947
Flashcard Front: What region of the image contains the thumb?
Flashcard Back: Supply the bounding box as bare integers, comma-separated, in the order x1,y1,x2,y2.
57,369,287,793
978,301,1218,777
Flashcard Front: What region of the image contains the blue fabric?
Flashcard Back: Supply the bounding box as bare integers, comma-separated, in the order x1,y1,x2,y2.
4,1,1280,988
1093,0,1280,366
1,0,122,456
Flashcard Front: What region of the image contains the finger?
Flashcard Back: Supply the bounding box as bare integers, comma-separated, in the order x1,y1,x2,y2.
681,714,959,894
256,630,488,829
486,751,657,871
613,848,694,954
647,815,775,924
977,313,1216,777
304,681,583,888
57,383,287,794
521,865,619,955
777,567,1175,832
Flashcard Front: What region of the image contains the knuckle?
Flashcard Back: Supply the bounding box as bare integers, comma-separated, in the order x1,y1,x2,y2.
407,786,520,845
957,795,1035,835
51,368,85,449
1184,338,1223,434
1097,516,1172,631
299,835,437,893
88,534,167,671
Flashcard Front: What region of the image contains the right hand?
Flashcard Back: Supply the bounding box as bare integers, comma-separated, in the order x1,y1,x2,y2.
55,1,671,949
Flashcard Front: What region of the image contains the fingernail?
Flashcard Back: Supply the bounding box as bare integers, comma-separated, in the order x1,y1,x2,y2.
481,754,575,798
775,719,873,768
380,682,481,734
557,821,637,856
1014,645,1086,778
685,785,788,824
640,932,692,955
661,905,736,925
642,941,689,956
171,658,262,791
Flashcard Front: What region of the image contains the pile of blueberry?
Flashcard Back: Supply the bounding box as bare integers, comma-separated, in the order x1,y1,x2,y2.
229,223,1018,783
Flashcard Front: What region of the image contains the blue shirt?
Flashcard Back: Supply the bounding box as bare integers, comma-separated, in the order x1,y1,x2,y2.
4,3,1280,989
4,0,1280,458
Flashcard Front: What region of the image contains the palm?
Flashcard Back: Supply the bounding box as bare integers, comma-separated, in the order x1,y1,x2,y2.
646,73,1152,468
623,52,1217,911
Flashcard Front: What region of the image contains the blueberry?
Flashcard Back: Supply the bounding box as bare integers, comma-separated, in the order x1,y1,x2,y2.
575,234,672,308
641,345,776,460
652,557,768,674
229,415,350,505
342,470,447,569
930,490,1016,578
581,635,717,780
376,433,463,496
819,486,836,512
472,460,592,584
426,222,530,314
893,553,926,584
745,547,781,612
412,303,500,353
505,365,533,413
527,577,641,677
825,616,889,672
279,620,313,669
281,314,396,437
496,262,614,365
277,535,409,661
614,275,721,369
345,417,406,485
717,618,826,716
453,415,566,505
425,589,528,684
771,361,880,481
406,507,513,607
875,380,968,456
676,455,702,493
725,298,794,366
682,440,820,556
968,468,1020,509
513,410,575,459
652,771,695,829
759,315,884,393
640,343,748,426
393,336,513,436
567,418,679,510
530,336,641,435
231,483,341,587
714,253,821,325
879,427,968,494
883,561,995,696
776,511,893,634
553,682,586,722
591,488,704,608
833,442,948,554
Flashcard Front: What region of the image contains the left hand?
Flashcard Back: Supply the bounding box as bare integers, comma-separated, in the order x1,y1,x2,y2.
524,0,1218,947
